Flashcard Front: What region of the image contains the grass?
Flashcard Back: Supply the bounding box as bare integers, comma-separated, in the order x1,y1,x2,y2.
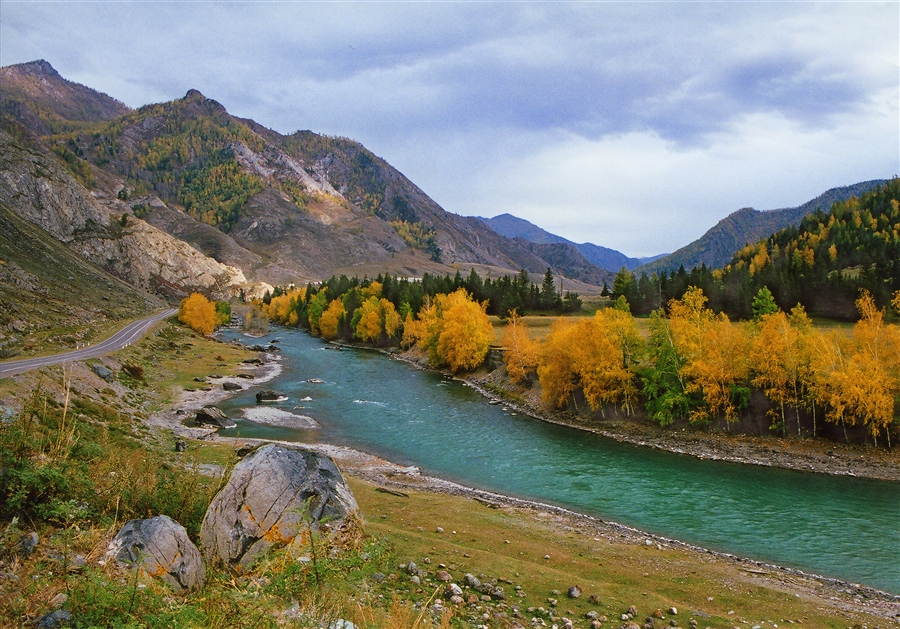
349,479,887,629
1,319,894,628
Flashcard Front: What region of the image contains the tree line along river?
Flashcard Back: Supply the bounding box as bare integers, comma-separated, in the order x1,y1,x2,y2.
218,328,900,594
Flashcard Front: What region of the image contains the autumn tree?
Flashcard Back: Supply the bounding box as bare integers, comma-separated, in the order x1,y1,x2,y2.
178,293,217,335
537,318,582,409
668,287,751,428
318,298,346,340
750,307,811,436
353,296,402,344
407,289,493,372
435,289,493,372
503,311,539,384
536,308,642,414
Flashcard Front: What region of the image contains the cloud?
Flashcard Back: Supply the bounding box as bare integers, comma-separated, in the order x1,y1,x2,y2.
1,1,896,257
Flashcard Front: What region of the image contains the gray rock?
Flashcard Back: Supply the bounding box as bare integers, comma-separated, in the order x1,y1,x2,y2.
200,444,358,569
92,364,114,382
195,406,236,429
445,583,463,597
255,390,283,402
463,573,480,588
19,531,39,557
108,515,205,593
406,561,418,575
568,585,582,598
222,382,243,391
36,609,71,628
175,439,187,453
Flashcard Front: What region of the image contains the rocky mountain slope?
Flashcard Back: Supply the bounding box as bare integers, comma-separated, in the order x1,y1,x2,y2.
635,180,888,275
0,127,247,299
0,60,609,288
479,213,664,271
0,200,161,358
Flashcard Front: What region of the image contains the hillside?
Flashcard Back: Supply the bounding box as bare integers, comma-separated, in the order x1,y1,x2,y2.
635,180,888,276
713,178,900,318
0,200,161,358
0,126,247,299
479,212,662,271
0,59,129,135
0,60,608,288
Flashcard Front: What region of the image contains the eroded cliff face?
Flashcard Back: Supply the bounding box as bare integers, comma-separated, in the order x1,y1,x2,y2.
0,130,246,299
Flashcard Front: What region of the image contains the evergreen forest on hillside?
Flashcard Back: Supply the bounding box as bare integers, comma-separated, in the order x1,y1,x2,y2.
610,179,900,319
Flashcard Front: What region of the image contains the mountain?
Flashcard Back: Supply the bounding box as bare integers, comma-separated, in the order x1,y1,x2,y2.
0,59,130,135
635,180,889,276
708,179,899,319
0,199,161,358
0,127,248,300
478,213,664,271
0,60,609,290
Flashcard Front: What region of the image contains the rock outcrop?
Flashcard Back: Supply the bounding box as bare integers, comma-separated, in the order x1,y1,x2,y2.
0,130,245,299
195,406,236,429
200,444,358,569
107,515,205,593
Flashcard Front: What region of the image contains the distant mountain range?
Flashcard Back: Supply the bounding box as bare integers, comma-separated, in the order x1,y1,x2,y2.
479,180,888,280
477,213,666,272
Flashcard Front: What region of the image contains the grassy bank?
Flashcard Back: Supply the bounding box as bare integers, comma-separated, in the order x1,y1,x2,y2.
1,321,897,627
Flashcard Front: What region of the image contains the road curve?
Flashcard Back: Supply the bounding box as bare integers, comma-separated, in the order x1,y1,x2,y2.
0,308,178,379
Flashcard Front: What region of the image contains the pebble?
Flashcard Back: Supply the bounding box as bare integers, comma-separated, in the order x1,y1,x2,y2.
436,526,444,533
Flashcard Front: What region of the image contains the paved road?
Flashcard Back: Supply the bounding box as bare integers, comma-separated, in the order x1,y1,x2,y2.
0,308,177,378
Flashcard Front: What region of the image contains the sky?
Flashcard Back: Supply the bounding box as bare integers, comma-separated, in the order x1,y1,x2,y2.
1,2,897,258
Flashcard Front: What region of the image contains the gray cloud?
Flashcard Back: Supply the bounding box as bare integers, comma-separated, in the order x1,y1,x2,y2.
1,1,896,256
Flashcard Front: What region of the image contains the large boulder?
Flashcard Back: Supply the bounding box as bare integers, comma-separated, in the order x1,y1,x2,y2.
107,515,205,593
195,406,236,428
200,444,358,570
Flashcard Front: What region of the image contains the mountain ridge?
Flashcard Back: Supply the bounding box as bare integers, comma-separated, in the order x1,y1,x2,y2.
634,180,889,276
0,60,610,290
478,213,665,272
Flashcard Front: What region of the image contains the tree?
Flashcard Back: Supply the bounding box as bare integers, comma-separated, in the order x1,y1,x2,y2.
435,289,493,372
178,293,216,335
503,311,539,384
751,309,808,436
751,287,778,321
318,299,345,340
540,268,561,310
407,289,493,372
641,310,698,426
668,287,751,428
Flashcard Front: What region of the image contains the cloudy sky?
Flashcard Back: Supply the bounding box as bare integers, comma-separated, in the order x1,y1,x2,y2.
2,2,897,257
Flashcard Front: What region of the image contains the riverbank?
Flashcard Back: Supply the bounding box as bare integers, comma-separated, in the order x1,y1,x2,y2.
129,329,900,620
448,358,900,483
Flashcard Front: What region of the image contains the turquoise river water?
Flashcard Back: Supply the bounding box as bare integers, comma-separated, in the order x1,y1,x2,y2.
217,328,899,593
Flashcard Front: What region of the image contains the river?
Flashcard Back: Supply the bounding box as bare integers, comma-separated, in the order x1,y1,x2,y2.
217,328,900,594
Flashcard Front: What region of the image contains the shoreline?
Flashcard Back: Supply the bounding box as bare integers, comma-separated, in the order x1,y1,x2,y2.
385,346,900,482
147,336,900,618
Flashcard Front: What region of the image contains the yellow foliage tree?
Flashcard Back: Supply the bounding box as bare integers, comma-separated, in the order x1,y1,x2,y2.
537,319,581,409
751,309,811,436
435,289,493,372
536,309,642,414
668,287,750,428
318,298,345,340
407,289,492,372
178,293,216,335
502,312,539,384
